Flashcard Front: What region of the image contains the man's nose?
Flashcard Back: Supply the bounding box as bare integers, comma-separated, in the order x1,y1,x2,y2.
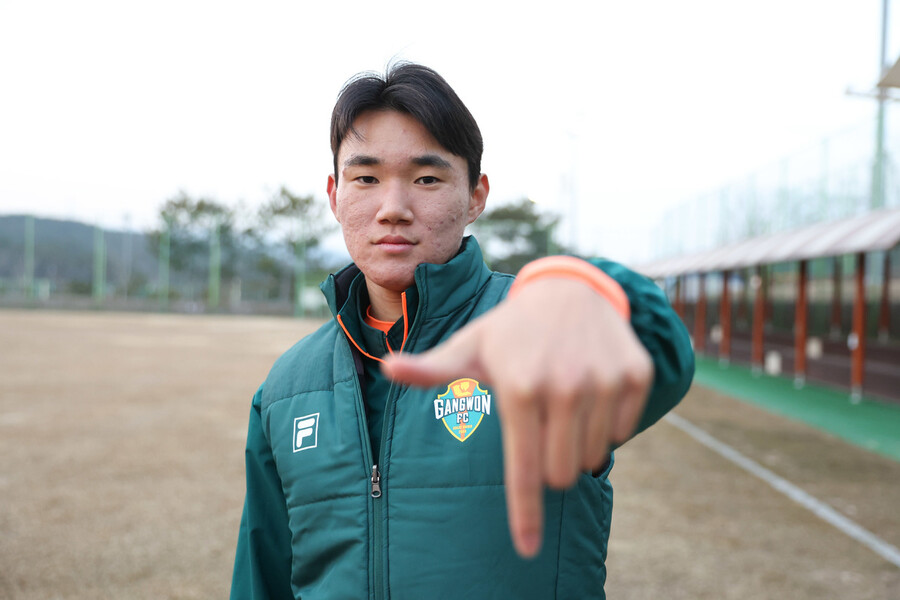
375,181,414,224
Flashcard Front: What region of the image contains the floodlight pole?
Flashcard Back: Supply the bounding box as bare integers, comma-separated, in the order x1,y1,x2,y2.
564,129,579,254
872,0,890,209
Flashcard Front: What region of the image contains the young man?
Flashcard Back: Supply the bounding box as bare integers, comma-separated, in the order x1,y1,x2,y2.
231,62,694,599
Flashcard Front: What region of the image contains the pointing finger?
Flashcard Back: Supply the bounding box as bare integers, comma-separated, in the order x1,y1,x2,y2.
500,385,544,558
382,322,485,388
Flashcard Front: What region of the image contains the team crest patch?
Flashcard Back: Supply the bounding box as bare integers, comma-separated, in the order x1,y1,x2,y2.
433,378,492,442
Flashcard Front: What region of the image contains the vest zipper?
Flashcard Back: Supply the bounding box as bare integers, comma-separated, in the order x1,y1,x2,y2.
371,303,413,600
373,379,406,600
371,462,384,600
350,296,418,600
345,341,382,600
370,465,382,497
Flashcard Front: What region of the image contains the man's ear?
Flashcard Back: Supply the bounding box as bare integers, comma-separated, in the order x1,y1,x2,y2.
327,174,339,220
467,173,489,224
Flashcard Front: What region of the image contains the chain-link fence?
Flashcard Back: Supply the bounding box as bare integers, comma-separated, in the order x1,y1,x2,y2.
0,214,338,317
651,115,899,260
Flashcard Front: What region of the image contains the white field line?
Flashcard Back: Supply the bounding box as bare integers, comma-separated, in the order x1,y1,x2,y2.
664,412,900,569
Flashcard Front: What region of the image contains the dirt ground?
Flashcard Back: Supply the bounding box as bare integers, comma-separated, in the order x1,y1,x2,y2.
1,310,898,599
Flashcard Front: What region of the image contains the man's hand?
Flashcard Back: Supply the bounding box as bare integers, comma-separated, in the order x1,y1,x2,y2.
381,278,654,559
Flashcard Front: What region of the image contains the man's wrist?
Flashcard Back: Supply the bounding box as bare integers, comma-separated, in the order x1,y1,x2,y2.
509,256,631,319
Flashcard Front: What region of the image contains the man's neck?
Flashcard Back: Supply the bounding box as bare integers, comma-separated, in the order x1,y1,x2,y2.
365,283,404,323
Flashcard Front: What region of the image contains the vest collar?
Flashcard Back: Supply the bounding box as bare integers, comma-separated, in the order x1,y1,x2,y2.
321,236,492,332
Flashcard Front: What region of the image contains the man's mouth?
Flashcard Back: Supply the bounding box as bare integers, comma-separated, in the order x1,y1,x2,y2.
375,235,415,252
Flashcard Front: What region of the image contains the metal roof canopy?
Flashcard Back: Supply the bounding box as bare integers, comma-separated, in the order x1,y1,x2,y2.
637,206,900,279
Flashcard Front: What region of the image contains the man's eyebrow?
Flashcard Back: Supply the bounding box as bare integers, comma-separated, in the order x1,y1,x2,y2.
343,155,380,168
342,154,453,169
412,154,452,169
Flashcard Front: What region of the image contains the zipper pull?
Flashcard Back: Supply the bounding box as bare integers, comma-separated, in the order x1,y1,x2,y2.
370,464,382,498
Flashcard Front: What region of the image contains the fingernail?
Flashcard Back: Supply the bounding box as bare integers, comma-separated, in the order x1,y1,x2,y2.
517,532,541,558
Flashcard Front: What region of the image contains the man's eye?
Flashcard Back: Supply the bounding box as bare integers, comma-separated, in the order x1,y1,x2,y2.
416,176,439,185
356,176,378,184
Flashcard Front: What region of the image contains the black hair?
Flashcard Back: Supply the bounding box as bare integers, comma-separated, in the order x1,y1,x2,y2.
330,62,483,190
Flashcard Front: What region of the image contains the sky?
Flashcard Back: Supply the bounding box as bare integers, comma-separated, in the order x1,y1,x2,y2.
0,1,894,265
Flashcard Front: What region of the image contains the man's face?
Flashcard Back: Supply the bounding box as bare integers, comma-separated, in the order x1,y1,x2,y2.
328,110,488,297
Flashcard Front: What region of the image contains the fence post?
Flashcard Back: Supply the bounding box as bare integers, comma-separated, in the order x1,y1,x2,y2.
831,256,843,337
122,215,133,301
694,273,707,353
158,222,170,311
294,235,306,318
93,225,106,307
850,252,867,402
794,260,809,387
878,250,891,341
752,265,765,373
208,225,221,311
719,270,731,363
24,215,35,302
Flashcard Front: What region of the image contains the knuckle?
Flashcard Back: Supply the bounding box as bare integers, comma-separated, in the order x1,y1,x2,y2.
634,348,654,377
618,353,653,392
589,373,617,400
628,364,653,394
504,379,538,406
551,387,580,413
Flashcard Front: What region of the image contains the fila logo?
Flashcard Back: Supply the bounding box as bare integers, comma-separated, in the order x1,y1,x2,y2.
293,413,319,452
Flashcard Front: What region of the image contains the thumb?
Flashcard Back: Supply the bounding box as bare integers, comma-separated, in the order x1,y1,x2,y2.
382,322,486,388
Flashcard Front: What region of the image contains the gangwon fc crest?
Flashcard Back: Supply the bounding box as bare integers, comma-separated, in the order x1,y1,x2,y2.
433,378,492,442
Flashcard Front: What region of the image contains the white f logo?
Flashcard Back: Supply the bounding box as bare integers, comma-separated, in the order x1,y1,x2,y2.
293,413,319,452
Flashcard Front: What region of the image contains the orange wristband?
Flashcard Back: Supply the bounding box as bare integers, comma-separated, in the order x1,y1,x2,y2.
508,256,631,319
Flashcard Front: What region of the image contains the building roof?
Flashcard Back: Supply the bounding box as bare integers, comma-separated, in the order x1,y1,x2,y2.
636,207,900,278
